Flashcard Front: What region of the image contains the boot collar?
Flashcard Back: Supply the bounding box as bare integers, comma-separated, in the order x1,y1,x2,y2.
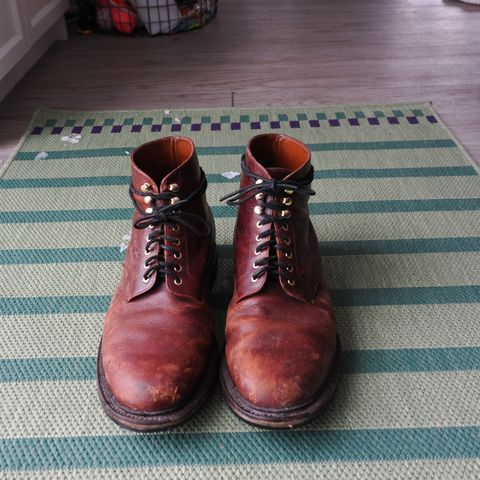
245,133,312,182
130,137,201,209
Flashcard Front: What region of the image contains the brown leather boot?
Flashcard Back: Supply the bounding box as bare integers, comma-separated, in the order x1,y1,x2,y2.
220,133,341,428
97,137,218,431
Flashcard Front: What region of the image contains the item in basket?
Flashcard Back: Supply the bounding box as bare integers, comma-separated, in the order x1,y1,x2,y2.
130,0,182,35
175,0,217,32
96,0,138,33
96,6,114,31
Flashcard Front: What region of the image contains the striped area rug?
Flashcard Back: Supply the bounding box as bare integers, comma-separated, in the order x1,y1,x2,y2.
1,104,479,479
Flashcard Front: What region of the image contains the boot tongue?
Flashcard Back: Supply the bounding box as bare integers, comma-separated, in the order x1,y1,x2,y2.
267,167,290,180
267,163,311,181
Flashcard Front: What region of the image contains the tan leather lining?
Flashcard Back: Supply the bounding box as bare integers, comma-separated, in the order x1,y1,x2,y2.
133,137,194,186
249,134,309,172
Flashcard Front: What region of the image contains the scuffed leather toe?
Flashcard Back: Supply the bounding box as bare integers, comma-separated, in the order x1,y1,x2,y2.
102,350,202,412
101,311,212,412
226,314,336,410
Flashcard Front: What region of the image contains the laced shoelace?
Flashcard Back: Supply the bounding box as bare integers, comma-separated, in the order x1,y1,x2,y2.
220,155,315,284
129,170,211,285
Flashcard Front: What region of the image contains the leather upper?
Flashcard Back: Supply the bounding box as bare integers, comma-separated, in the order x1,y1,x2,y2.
101,137,216,412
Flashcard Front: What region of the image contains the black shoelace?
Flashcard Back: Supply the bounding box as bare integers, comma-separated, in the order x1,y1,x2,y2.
129,170,211,285
220,155,315,283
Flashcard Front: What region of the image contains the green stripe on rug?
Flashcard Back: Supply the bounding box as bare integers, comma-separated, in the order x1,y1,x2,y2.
1,347,479,383
1,285,479,317
13,139,458,160
2,198,480,224
0,166,476,189
1,427,479,470
1,237,480,265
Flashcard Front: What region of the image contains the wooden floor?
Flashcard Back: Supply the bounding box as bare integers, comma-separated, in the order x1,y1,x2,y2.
1,0,479,168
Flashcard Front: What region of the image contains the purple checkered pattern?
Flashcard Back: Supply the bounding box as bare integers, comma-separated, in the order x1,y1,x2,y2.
29,110,439,139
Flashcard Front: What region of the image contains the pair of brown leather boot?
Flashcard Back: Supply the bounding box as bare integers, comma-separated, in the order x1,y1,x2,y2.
97,134,341,430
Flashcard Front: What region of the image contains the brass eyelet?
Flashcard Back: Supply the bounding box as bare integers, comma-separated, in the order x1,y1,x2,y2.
284,237,291,245
256,221,263,229
170,196,180,205
255,234,262,241
169,183,180,192
282,197,293,206
255,192,264,200
174,252,182,259
174,265,182,272
286,265,293,272
144,248,151,256
141,183,152,193
255,179,263,185
144,195,152,205
143,261,149,269
284,188,294,195
174,278,183,285
281,210,291,218
142,275,150,283
145,207,153,214
173,239,181,246
252,262,260,269
285,251,293,259
254,206,263,215
287,279,295,286
171,224,180,232
254,248,262,256
251,275,259,283
148,224,154,229
281,224,289,231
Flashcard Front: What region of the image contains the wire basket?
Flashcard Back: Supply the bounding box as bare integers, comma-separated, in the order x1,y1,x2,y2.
78,0,218,35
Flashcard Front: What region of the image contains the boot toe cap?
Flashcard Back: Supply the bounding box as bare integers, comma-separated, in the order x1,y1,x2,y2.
227,340,334,410
100,341,209,413
100,306,214,413
104,360,194,412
